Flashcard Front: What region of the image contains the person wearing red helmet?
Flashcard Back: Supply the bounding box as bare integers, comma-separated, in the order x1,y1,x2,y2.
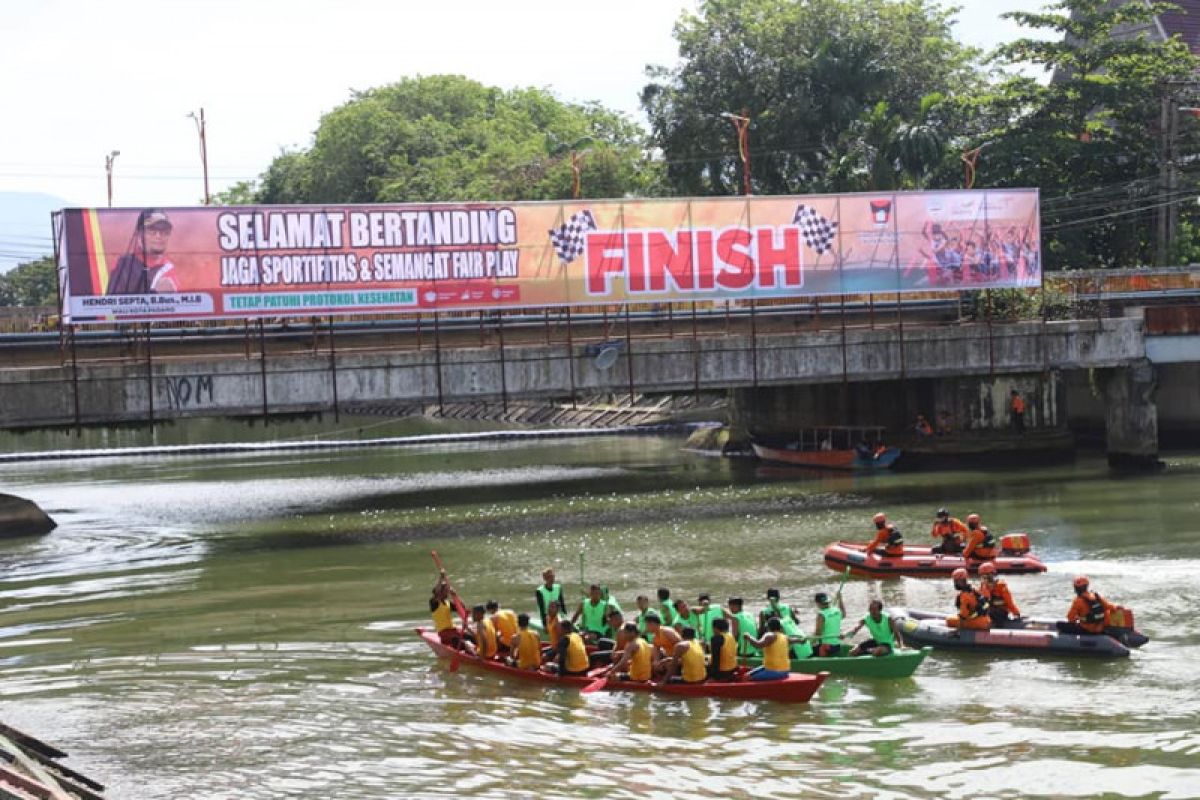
1057,576,1116,635
945,567,991,630
978,562,1021,627
867,512,905,556
930,508,968,555
962,513,998,561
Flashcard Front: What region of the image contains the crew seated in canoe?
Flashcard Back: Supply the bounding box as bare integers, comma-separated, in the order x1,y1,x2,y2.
429,572,467,647
962,513,998,561
542,601,564,654
606,623,654,682
572,584,621,648
665,626,708,684
868,512,905,557
758,587,800,632
593,608,635,666
845,599,906,656
486,600,518,653
472,604,501,659
672,598,702,639
543,619,591,676
725,597,759,658
708,618,739,681
657,587,679,627
743,617,791,681
813,592,846,656
508,613,543,670
634,594,656,637
978,562,1021,627
946,568,991,630
763,610,814,659
643,612,682,680
1056,575,1116,635
931,507,968,555
697,593,724,641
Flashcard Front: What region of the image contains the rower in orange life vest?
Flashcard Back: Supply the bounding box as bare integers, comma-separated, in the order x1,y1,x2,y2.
642,611,683,681
429,571,466,647
1057,575,1117,635
962,513,998,561
931,507,968,555
977,562,1021,627
945,568,991,630
485,600,518,653
508,613,543,670
868,512,905,557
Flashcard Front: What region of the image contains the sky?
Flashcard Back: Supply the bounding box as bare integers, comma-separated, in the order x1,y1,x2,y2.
0,0,1051,266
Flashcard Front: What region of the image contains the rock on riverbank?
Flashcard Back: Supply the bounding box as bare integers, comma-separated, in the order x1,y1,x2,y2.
0,493,56,538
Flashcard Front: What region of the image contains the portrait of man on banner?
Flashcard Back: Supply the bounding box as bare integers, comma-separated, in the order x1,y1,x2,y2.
107,209,178,295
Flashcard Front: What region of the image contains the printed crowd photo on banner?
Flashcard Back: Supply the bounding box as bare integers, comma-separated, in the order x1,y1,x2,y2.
53,189,1041,325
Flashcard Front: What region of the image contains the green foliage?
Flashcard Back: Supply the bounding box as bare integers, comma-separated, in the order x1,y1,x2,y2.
211,180,259,206
641,0,980,195
251,75,654,204
965,0,1200,270
0,256,57,307
961,286,1076,322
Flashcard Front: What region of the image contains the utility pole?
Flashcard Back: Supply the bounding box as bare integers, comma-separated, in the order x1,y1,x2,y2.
721,111,752,195
1157,93,1173,267
104,150,120,207
188,107,210,205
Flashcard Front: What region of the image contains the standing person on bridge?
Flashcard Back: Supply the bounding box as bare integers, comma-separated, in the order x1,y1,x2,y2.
1010,390,1026,434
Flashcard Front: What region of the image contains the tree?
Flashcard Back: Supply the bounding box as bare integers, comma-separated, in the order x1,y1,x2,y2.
251,75,655,204
965,0,1200,269
0,256,57,307
641,0,981,196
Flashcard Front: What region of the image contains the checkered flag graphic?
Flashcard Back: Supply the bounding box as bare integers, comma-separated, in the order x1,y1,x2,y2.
793,204,838,255
549,209,597,264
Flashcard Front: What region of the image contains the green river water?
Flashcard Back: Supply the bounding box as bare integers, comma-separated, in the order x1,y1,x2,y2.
1,431,1198,799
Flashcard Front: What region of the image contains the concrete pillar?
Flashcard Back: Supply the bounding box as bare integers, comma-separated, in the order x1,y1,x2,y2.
1102,360,1161,470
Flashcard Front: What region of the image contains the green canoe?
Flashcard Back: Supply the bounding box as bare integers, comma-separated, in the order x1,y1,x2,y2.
740,646,931,678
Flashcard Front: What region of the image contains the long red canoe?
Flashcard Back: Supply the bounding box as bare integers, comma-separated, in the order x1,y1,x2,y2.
823,541,1047,578
416,628,826,703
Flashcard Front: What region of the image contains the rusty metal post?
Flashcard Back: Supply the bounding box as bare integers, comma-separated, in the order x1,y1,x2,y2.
328,315,340,421
244,319,251,359
544,308,552,345
667,302,674,339
145,322,155,425
258,318,269,419
624,303,635,404
416,313,423,350
497,310,509,413
985,290,995,376
896,292,906,379
70,324,81,434
840,293,848,385
869,293,875,329
565,306,577,409
433,311,445,415
749,299,759,389
479,311,486,347
691,302,700,403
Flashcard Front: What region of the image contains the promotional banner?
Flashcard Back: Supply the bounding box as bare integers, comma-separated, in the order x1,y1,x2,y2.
56,189,1040,323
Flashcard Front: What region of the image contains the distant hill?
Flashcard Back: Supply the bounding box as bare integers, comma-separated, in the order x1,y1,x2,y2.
0,192,73,273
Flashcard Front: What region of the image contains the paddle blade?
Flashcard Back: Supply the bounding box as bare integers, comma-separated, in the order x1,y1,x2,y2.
448,655,460,672
581,676,608,694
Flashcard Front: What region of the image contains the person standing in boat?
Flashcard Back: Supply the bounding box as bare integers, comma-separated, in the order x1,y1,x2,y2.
931,508,968,555
725,597,759,658
868,513,905,557
978,563,1021,627
758,588,800,631
696,593,725,641
429,572,466,647
508,613,543,671
656,588,679,628
946,568,991,630
846,599,905,656
813,592,846,656
1057,576,1116,636
962,514,998,561
534,568,565,629
572,584,621,647
543,619,591,676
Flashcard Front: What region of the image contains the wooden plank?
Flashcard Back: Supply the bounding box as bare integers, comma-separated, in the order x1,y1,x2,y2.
0,727,64,761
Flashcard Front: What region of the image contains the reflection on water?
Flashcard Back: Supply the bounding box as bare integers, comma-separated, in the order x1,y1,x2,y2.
0,436,1198,798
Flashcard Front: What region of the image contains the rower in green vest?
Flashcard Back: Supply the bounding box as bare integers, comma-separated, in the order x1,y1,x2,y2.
696,593,724,641
534,567,565,630
769,609,814,659
657,587,679,627
846,599,905,657
759,588,799,632
634,595,655,637
672,598,702,640
726,597,759,657
813,591,846,657
572,584,622,645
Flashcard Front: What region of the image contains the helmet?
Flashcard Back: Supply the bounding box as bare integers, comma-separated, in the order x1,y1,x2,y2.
967,513,981,525
951,568,969,581
978,562,997,576
1073,575,1089,589
873,512,887,525
936,507,948,518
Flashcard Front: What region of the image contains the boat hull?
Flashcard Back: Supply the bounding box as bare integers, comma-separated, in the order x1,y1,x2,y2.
823,541,1047,579
740,646,931,678
751,443,901,471
416,628,826,702
892,609,1133,658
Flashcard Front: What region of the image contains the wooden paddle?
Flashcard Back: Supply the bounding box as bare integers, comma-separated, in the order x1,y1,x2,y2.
581,670,609,694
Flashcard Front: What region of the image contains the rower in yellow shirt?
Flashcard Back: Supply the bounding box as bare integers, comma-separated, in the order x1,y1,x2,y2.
508,613,543,670
486,600,518,652
665,626,708,684
743,617,791,681
606,622,653,682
